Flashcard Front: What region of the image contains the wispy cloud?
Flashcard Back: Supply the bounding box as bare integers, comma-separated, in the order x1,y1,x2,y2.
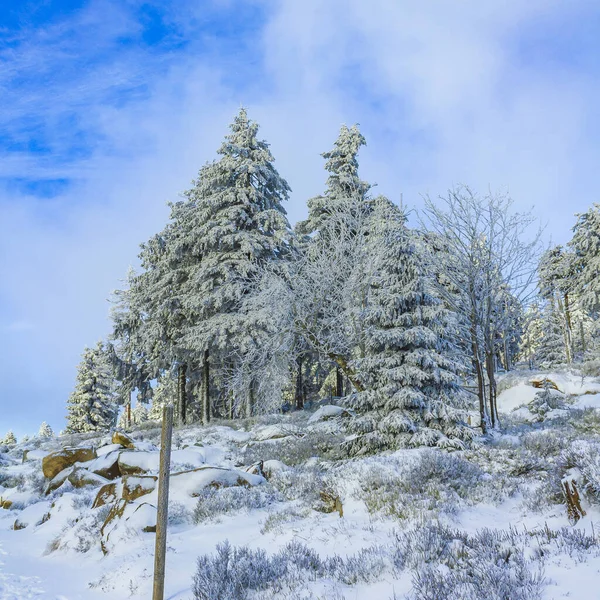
1,0,600,436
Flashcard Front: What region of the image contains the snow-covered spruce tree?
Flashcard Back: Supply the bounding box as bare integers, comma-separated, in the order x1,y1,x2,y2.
519,303,543,369
537,302,567,368
148,373,177,421
345,197,472,454
297,124,370,238
65,341,118,434
570,203,600,317
528,381,565,422
38,422,53,438
131,403,148,426
178,107,293,419
3,431,16,445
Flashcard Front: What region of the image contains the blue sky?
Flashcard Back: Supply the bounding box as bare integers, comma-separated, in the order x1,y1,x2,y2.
2,0,600,437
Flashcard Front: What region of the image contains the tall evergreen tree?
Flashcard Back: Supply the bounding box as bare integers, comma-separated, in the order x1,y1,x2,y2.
178,107,293,419
346,197,472,454
38,422,54,438
112,108,293,423
2,431,16,445
65,342,118,434
570,203,600,317
297,124,370,237
537,302,567,368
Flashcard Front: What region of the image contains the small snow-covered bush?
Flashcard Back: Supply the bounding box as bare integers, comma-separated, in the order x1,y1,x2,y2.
357,450,489,520
551,439,600,504
394,523,545,600
192,540,287,600
193,484,283,524
240,430,344,466
168,501,193,525
260,506,310,535
192,539,388,600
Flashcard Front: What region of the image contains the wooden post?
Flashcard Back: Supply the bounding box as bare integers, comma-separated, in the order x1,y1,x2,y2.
153,404,173,600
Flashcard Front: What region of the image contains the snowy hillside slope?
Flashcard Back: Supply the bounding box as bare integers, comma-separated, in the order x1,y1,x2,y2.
2,370,600,599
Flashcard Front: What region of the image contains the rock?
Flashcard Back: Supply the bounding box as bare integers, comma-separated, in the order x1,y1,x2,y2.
97,443,124,457
112,431,135,449
42,447,97,479
308,405,354,424
118,451,159,475
67,467,108,489
254,424,304,441
86,452,122,480
122,475,157,502
244,461,265,478
317,490,344,518
262,460,289,480
22,449,47,463
101,501,157,554
132,441,158,452
45,467,75,495
170,466,265,497
0,498,13,509
92,483,118,509
530,377,559,390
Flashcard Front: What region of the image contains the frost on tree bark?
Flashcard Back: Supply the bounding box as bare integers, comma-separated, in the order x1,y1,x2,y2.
202,349,210,425
177,363,187,426
295,355,304,410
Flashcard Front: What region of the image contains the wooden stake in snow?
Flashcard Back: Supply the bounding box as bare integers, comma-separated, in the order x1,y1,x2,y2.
153,403,173,600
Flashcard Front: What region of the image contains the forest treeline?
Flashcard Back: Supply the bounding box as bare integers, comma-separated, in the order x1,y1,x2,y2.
56,108,600,454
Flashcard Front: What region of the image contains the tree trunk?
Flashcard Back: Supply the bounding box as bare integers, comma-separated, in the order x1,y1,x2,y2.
246,382,254,418
127,401,132,429
295,355,304,410
335,366,344,397
327,353,364,392
485,350,499,429
580,319,587,354
471,325,487,434
177,363,187,426
556,294,572,364
202,350,210,425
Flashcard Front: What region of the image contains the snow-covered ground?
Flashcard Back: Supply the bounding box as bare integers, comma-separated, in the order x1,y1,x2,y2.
2,369,600,599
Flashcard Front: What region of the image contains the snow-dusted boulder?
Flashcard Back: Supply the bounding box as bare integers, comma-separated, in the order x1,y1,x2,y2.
170,467,265,497
10,500,51,530
122,475,157,501
111,431,135,449
308,405,354,424
101,501,157,554
118,451,159,475
254,424,304,441
68,467,108,489
262,460,290,479
85,451,122,480
97,443,123,457
42,447,97,479
22,449,47,463
92,482,120,508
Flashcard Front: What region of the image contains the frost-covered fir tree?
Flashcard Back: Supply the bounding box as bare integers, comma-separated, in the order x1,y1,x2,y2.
113,109,293,425
346,197,472,454
148,374,177,420
3,430,16,445
296,124,370,237
65,342,118,433
519,303,543,369
570,203,600,316
38,422,53,438
177,107,293,418
527,381,565,422
131,403,148,426
537,303,567,368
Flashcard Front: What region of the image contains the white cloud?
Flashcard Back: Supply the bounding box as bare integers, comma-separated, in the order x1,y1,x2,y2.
1,0,600,435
